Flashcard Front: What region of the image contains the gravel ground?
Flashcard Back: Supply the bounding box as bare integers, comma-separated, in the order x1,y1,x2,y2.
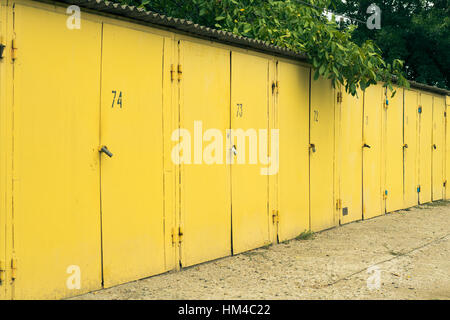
74,201,450,300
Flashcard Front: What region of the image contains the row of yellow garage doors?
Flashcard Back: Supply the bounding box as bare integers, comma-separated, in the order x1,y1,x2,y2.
0,1,448,299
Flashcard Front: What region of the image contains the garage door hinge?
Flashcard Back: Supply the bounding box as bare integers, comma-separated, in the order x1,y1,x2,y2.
0,260,5,284
0,36,5,59
177,64,183,81
170,64,183,81
272,210,279,223
11,258,17,280
337,92,343,103
178,226,184,243
336,199,342,210
170,64,175,81
271,81,280,95
11,37,18,61
171,227,177,245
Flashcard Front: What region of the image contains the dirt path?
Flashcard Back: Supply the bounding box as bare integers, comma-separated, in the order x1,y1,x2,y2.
74,202,450,300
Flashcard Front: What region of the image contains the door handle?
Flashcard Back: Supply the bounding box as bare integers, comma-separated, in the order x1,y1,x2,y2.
403,144,408,149
363,143,371,149
433,144,437,150
231,145,238,156
99,146,113,158
309,143,316,153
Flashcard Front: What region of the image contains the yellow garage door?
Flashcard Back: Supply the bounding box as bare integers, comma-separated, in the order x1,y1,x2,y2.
385,89,404,212
363,85,384,219
446,96,450,199
231,52,271,254
310,77,336,231
12,4,102,299
418,93,433,204
0,211,4,299
100,24,167,288
178,40,231,266
277,62,310,241
432,96,445,200
403,90,419,207
339,90,363,224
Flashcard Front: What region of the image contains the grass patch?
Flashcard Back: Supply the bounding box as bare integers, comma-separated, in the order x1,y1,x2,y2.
242,244,272,257
295,230,316,241
426,200,450,207
383,243,403,256
242,251,261,257
388,250,403,256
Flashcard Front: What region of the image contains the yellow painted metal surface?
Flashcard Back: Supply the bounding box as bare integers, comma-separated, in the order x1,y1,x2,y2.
277,61,310,241
100,24,166,288
0,1,6,291
231,51,271,253
339,90,363,224
310,76,336,231
385,89,404,212
418,93,433,204
403,90,419,207
2,0,450,300
0,193,4,300
0,0,13,300
447,97,450,199
162,37,178,272
363,85,384,219
179,40,231,266
268,60,278,244
12,4,102,299
432,96,445,200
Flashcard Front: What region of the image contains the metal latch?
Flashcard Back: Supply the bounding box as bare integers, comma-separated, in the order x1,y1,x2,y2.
99,146,113,157
231,145,238,156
